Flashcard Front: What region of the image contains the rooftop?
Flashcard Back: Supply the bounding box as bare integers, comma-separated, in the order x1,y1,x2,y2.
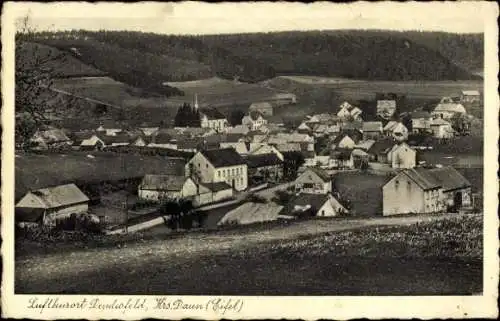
200,148,246,168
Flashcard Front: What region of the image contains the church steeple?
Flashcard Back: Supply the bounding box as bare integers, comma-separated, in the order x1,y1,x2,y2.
193,93,199,110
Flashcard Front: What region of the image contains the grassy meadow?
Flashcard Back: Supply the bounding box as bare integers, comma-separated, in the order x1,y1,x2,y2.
16,213,482,295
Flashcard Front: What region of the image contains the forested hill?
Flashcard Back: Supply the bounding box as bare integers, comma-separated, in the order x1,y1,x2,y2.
28,30,481,87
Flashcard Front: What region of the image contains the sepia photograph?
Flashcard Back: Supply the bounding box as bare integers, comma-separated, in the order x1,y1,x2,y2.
2,1,498,319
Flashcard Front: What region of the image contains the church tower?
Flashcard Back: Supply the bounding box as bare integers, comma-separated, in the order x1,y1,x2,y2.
193,93,199,110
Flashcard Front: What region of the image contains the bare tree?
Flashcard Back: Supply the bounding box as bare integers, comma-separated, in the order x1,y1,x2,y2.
15,15,69,149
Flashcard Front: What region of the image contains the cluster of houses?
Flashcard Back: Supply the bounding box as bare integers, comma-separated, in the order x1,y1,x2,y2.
17,90,479,228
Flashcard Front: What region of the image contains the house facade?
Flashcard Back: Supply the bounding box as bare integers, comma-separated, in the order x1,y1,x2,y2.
245,153,283,182
387,142,416,169
283,193,347,218
186,148,248,191
242,111,268,131
294,168,332,194
430,118,455,139
200,108,229,132
377,100,397,119
138,175,198,201
460,90,481,104
15,184,90,225
362,121,383,140
432,97,467,120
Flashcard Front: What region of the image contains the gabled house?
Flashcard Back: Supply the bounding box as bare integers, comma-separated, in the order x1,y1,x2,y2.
16,184,90,226
148,132,177,149
71,132,106,151
432,97,467,120
297,122,313,134
31,128,73,150
460,90,481,104
248,143,284,161
383,166,471,216
200,108,229,132
186,148,248,191
245,153,283,181
383,121,408,141
218,202,284,226
294,167,332,194
331,133,357,150
355,139,376,152
387,142,416,169
242,111,268,131
430,118,455,139
330,149,354,169
220,141,249,155
362,121,383,140
138,175,198,201
337,105,352,119
350,107,363,120
96,124,122,136
377,100,397,119
139,127,159,137
131,135,151,147
249,101,274,116
282,193,347,218
411,111,432,134
368,137,396,163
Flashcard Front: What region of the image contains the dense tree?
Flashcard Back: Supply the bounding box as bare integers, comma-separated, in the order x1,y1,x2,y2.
282,151,305,181
174,103,201,127
229,109,246,126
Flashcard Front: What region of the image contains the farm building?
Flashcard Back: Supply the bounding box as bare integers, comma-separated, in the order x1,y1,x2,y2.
249,102,274,116
282,193,347,218
16,183,90,226
194,182,233,206
71,132,106,151
242,111,268,131
432,97,467,120
186,148,248,191
218,202,284,226
138,175,198,201
362,121,383,140
376,100,397,119
383,121,409,141
387,142,416,169
31,128,72,150
382,166,471,216
430,118,455,139
200,108,229,133
271,92,297,106
295,167,332,194
245,153,283,181
460,90,481,103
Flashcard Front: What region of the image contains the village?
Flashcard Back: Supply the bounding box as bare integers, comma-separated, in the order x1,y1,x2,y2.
15,89,482,235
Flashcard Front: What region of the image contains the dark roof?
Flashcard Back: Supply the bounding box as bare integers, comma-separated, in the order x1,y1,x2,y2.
362,121,383,132
402,168,442,190
200,148,246,167
153,132,174,144
245,154,283,168
139,175,187,191
331,148,352,160
201,108,226,120
305,167,331,182
200,181,233,192
282,193,330,216
368,137,395,155
248,111,264,120
411,111,432,119
428,166,471,191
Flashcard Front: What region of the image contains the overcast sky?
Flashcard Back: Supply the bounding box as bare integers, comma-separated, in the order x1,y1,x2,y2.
12,2,487,34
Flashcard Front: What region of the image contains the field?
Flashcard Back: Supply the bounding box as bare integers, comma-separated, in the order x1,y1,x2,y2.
164,77,288,108
265,76,484,119
15,213,482,295
14,152,186,200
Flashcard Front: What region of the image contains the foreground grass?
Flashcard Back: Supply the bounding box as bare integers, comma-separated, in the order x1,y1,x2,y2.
16,214,482,295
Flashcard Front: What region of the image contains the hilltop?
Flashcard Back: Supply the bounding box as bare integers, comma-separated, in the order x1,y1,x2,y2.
26,30,482,86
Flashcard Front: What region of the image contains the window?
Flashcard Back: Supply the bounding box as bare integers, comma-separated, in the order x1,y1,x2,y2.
218,171,221,178
232,169,235,176
206,164,208,168
395,180,399,189
304,183,314,189
223,170,226,177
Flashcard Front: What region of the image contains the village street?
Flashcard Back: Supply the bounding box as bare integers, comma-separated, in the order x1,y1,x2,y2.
15,212,472,294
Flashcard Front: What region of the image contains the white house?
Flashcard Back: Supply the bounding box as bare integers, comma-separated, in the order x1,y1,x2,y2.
186,148,248,191
383,121,408,141
138,175,198,201
331,134,357,150
283,193,347,217
242,111,268,131
377,100,397,119
294,168,332,194
16,184,89,225
430,118,455,139
387,142,416,169
200,108,229,133
460,90,481,103
432,97,467,120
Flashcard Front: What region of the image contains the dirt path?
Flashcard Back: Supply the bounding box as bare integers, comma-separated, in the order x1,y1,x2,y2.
16,213,462,285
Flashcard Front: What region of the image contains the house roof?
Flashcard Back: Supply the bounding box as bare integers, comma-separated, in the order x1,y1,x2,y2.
427,166,471,191
227,125,250,135
368,137,396,155
245,153,283,168
355,139,376,151
297,122,312,131
331,148,353,160
434,103,466,114
300,167,331,182
200,148,246,167
332,133,355,146
430,118,452,126
462,90,480,96
33,129,71,143
401,168,442,191
282,193,332,216
377,100,397,109
248,111,264,121
19,183,89,209
218,202,283,225
351,148,369,157
412,118,430,129
139,174,187,191
152,131,174,144
200,108,226,120
220,141,249,154
411,111,432,119
362,121,383,132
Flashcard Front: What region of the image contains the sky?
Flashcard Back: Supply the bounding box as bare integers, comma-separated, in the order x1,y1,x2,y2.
10,2,488,35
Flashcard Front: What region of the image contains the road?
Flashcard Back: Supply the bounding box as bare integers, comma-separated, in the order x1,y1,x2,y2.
15,212,468,294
